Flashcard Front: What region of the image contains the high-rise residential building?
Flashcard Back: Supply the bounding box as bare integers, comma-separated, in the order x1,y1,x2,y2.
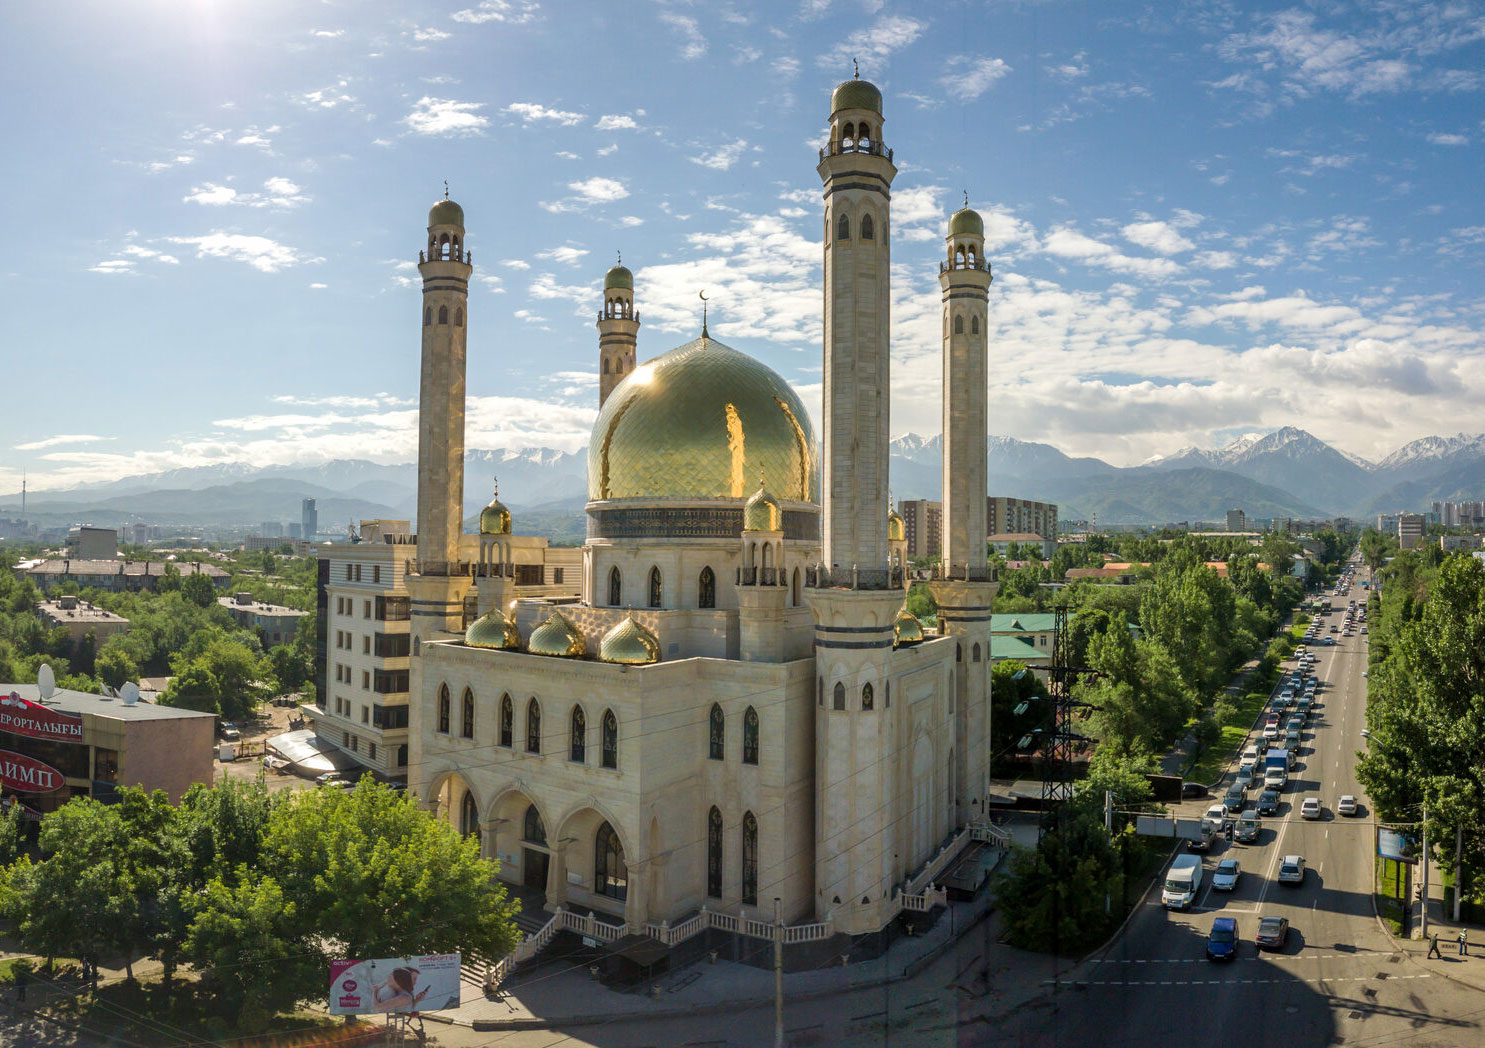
65,526,118,560
1226,508,1247,532
898,498,942,559
986,497,1058,544
1398,513,1425,550
302,498,318,541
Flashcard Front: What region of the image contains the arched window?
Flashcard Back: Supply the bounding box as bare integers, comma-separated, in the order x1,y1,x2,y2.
862,682,874,711
886,681,891,708
972,642,982,663
601,708,618,769
603,358,610,374
837,213,850,241
792,567,800,606
742,706,759,765
971,316,980,334
424,307,432,327
498,694,513,747
709,703,725,760
954,314,964,334
595,821,627,900
818,676,824,707
861,213,874,240
707,806,723,899
570,705,586,763
608,566,621,607
396,743,407,767
648,566,662,608
833,682,846,711
742,811,758,906
437,684,451,734
523,804,546,845
698,566,716,609
454,307,464,327
461,687,475,739
526,698,541,753
438,305,449,325
459,791,480,842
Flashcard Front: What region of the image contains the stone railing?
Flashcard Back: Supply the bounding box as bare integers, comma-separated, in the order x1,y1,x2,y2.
819,141,893,161
805,565,905,591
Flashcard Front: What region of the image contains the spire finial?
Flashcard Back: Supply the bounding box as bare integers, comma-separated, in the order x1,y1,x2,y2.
963,189,969,208
492,475,498,497
699,288,709,337
616,249,622,266
853,57,860,79
444,180,450,199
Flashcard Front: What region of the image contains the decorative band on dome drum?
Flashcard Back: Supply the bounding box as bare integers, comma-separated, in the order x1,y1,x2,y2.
588,506,819,541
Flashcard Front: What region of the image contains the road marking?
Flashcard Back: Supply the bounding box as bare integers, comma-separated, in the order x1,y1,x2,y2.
1046,975,1431,988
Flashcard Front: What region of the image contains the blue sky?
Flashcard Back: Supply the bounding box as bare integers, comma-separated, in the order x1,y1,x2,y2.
3,0,1483,495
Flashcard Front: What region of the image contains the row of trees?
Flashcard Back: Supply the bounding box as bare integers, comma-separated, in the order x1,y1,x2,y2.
0,779,519,1032
1356,547,1485,908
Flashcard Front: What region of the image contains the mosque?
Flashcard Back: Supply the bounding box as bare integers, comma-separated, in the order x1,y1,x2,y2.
406,76,1000,945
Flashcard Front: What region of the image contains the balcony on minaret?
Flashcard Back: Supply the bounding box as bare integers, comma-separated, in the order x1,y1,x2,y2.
805,564,905,591
933,561,999,584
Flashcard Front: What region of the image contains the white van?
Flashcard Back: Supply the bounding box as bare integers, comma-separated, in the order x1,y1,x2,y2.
1163,854,1204,910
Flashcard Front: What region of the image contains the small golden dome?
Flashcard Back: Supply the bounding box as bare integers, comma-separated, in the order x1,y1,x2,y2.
479,484,511,536
893,606,925,647
888,504,906,543
429,198,464,228
831,78,882,115
599,615,660,665
949,207,984,237
465,608,520,650
743,479,782,532
527,610,586,658
605,264,633,291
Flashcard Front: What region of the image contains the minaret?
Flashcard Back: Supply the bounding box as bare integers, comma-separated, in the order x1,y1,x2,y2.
806,74,905,936
597,259,639,407
407,192,476,806
817,72,896,575
930,198,999,827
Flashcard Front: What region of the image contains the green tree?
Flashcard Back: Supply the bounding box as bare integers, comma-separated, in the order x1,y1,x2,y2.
96,646,138,690
989,660,1049,769
161,636,272,719
180,571,219,609
185,873,307,1033
0,801,25,866
156,562,182,593
995,807,1122,953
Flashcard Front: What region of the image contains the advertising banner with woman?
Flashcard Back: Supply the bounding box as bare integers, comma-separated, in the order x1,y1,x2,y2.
328,954,461,1014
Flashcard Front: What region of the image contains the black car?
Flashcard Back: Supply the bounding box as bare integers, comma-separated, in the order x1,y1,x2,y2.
1257,789,1281,815
1181,782,1208,799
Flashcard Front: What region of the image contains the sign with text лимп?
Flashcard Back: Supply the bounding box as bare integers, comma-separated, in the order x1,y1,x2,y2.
0,750,65,794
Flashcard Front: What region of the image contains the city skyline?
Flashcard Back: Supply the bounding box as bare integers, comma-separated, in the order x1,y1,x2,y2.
3,0,1483,494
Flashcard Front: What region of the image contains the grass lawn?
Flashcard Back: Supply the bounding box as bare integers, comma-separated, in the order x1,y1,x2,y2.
1186,686,1272,783
1376,855,1408,936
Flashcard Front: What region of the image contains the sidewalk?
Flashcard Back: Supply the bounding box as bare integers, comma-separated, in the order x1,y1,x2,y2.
445,821,1047,1032
1379,847,1485,994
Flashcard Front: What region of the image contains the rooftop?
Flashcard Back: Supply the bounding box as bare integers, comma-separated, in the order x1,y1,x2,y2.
2,683,215,722
37,599,128,624
23,559,229,578
221,594,309,617
990,613,1058,633
988,532,1051,542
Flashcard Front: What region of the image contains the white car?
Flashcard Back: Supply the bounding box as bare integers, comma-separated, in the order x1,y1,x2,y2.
1278,855,1306,884
1203,805,1228,833
1338,795,1358,816
1301,796,1322,820
1212,859,1241,891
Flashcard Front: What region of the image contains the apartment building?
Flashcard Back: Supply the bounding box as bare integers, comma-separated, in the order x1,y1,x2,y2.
987,497,1058,544
1397,513,1425,550
898,498,942,559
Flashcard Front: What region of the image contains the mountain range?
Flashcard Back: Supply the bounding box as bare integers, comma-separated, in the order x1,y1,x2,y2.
4,428,1482,537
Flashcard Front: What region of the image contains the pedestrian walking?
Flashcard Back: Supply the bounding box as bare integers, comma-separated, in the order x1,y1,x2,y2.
15,967,27,1005
1427,934,1442,958
1459,929,1469,957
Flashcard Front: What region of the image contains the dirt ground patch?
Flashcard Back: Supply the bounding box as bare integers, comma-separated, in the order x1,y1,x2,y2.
215,697,314,794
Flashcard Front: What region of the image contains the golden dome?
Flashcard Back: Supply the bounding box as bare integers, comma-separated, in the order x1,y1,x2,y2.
888,504,906,543
831,79,882,115
429,198,464,228
949,207,984,237
599,615,661,665
527,610,586,658
465,608,520,650
588,335,816,503
479,484,511,536
893,606,924,647
743,480,782,532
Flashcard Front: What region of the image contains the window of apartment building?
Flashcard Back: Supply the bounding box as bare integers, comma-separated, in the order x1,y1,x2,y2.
553,567,564,584
350,735,358,753
368,742,377,762
343,731,349,747
363,635,370,654
397,744,407,767
372,565,381,584
354,565,363,582
362,706,369,724
345,565,352,581
362,670,370,690
363,600,371,619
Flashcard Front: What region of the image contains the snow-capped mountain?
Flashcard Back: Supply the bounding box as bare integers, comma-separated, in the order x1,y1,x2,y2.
1376,433,1485,473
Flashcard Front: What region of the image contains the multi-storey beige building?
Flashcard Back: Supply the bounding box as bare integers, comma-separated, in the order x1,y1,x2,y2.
36,596,130,650
218,593,308,647
400,77,1001,953
986,497,1058,544
898,498,942,559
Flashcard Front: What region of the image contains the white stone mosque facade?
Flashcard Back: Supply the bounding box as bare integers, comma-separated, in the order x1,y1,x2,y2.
407,77,1000,942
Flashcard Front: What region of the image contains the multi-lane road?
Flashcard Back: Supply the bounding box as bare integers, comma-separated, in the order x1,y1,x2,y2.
994,564,1485,1047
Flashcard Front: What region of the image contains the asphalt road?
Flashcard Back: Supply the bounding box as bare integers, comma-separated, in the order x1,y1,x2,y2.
989,561,1485,1048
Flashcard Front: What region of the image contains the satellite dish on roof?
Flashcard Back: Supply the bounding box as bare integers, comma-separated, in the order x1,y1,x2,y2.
121,682,140,706
37,663,55,700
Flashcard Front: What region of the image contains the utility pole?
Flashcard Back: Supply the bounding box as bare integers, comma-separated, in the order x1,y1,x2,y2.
773,896,784,1048
1420,805,1429,939
1105,790,1114,915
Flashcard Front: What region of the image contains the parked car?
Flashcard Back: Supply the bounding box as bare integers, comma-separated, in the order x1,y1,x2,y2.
1278,855,1306,885
1212,859,1242,892
1337,794,1358,816
1181,781,1209,799
1207,916,1240,961
218,721,240,741
316,771,350,788
1301,796,1322,820
1256,915,1290,950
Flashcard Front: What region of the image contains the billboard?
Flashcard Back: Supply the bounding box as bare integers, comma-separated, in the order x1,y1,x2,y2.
328,954,461,1014
0,693,84,744
1378,826,1418,865
0,749,65,794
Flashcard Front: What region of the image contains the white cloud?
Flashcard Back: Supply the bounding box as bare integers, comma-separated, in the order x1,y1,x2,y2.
119,244,179,264
309,283,327,289
1194,250,1238,269
166,233,312,273
535,245,589,266
1122,220,1195,255
1427,132,1469,145
620,215,644,227
692,140,749,170
594,114,638,131
404,97,489,136
452,1,541,25
310,29,344,39
819,15,926,72
185,184,238,206
660,13,707,60
15,434,113,451
570,177,629,204
299,84,355,108
234,126,278,149
500,259,531,270
528,272,592,306
1042,228,1183,279
413,27,452,42
939,56,1011,100
503,102,584,126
